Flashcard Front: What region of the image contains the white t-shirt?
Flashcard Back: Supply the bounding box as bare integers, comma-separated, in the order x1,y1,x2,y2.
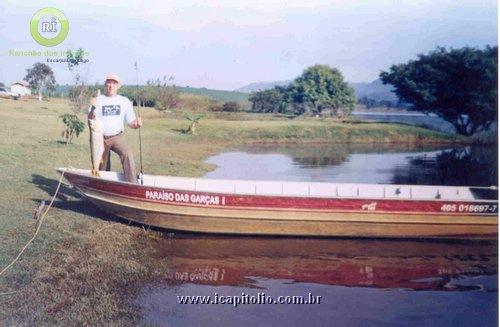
89,95,136,136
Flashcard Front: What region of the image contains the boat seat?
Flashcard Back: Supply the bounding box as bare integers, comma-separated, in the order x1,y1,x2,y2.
282,182,310,196
358,185,385,198
195,179,235,193
433,187,473,200
383,185,412,199
337,184,359,197
99,171,124,182
309,183,338,198
234,180,259,194
141,175,156,186
255,181,283,196
155,176,197,190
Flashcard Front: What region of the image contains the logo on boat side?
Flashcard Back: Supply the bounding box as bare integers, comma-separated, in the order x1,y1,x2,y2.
362,202,377,211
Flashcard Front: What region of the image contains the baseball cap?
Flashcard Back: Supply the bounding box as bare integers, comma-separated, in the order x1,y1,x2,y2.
105,73,121,84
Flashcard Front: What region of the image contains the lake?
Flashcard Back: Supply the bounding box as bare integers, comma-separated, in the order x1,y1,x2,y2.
136,143,498,326
204,144,497,186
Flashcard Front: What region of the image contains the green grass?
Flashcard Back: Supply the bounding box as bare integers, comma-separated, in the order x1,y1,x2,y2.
164,113,455,144
175,85,249,102
0,97,484,324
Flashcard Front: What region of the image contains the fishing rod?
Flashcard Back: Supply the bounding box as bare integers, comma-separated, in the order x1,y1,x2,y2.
134,61,144,184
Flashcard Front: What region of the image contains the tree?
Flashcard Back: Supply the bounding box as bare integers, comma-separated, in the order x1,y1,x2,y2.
24,63,56,101
249,87,289,113
146,76,180,111
66,48,86,71
288,65,356,116
358,96,378,109
68,80,100,113
66,48,96,113
156,87,180,111
59,114,85,144
380,46,498,135
120,85,158,108
221,101,241,112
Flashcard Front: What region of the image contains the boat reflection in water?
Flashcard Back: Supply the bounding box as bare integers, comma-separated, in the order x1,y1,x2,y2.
154,236,497,291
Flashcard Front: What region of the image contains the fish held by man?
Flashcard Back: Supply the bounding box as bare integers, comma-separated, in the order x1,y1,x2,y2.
88,113,104,177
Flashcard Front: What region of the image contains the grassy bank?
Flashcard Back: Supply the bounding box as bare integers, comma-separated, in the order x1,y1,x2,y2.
0,98,490,324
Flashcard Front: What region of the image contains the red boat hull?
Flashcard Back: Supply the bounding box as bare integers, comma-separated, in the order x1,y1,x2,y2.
60,169,498,239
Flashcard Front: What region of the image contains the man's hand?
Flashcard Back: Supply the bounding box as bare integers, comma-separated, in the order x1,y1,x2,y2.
130,117,142,129
88,108,96,119
88,97,97,119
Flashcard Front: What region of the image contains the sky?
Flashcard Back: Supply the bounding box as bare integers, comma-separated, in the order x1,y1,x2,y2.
0,0,497,90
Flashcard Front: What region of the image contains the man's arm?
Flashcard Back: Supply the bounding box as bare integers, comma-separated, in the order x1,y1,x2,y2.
125,98,142,129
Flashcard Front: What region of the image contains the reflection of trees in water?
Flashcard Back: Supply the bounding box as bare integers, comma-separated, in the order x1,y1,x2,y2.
238,143,453,168
232,144,497,186
392,146,498,186
292,147,350,167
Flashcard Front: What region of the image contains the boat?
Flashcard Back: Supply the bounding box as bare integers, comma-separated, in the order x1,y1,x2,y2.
56,167,498,239
150,236,497,290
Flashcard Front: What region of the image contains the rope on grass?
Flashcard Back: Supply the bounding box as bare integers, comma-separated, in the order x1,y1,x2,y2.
0,171,65,278
0,291,19,296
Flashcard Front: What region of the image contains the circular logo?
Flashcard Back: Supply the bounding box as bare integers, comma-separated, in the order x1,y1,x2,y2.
30,7,69,47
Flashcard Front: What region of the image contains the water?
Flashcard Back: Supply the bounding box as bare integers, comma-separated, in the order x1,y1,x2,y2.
136,143,498,326
137,236,497,326
204,144,498,186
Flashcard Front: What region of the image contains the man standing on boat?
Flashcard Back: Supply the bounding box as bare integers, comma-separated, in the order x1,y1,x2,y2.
88,73,142,183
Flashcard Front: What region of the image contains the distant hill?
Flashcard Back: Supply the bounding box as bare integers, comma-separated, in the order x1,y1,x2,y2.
236,81,291,93
350,79,398,102
236,79,399,102
55,79,399,104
